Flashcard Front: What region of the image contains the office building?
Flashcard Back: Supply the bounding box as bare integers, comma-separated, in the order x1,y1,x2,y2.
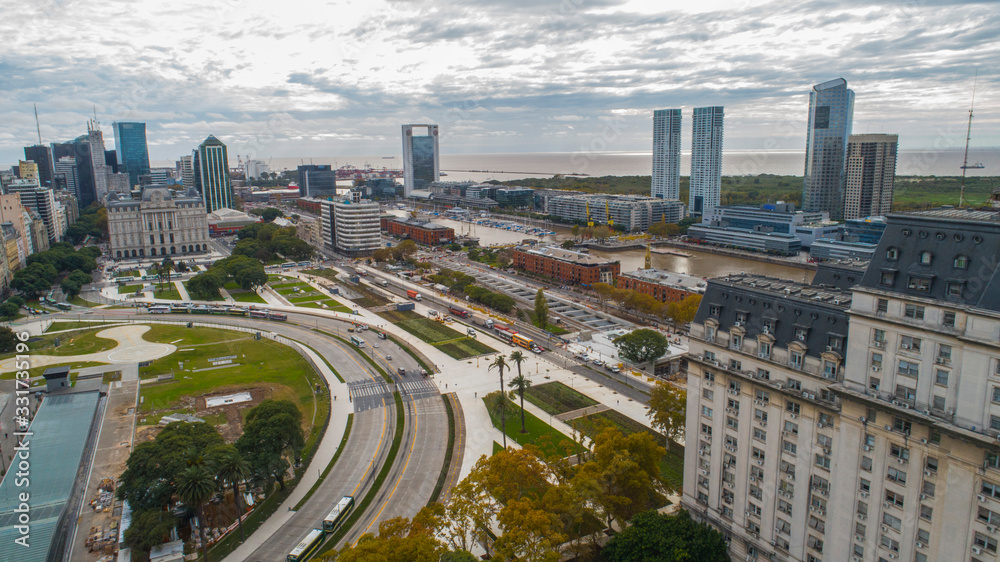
546,194,685,232
381,216,455,245
23,145,54,187
84,121,110,200
177,155,195,191
513,246,620,285
193,135,234,213
652,108,682,200
707,203,826,233
845,134,898,220
687,224,801,256
618,269,706,303
17,160,39,184
106,186,209,260
809,238,878,262
317,192,381,257
54,156,80,199
844,216,888,245
297,165,338,198
402,124,439,196
802,78,855,220
112,122,150,187
8,185,57,243
494,187,535,209
51,139,98,209
690,106,724,220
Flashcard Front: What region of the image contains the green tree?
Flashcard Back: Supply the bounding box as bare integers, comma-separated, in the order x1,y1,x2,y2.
488,355,509,448
0,327,18,352
600,509,729,562
123,508,177,554
533,288,549,329
187,270,225,300
593,225,612,241
561,239,576,249
507,351,530,434
236,400,304,490
613,329,669,367
330,506,446,561
158,256,174,289
259,207,283,222
592,282,616,311
0,302,19,320
571,224,581,239
646,382,686,454
176,465,217,562
211,445,251,540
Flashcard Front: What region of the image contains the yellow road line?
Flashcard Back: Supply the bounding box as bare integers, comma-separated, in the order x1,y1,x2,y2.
363,394,419,534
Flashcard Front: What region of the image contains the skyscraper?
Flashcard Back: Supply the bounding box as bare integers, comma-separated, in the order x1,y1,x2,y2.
401,124,439,197
112,122,150,187
651,109,681,201
177,155,195,191
802,78,855,220
297,165,338,198
844,133,898,220
689,106,724,220
54,156,79,199
193,135,234,213
51,140,97,208
84,120,110,200
23,145,54,187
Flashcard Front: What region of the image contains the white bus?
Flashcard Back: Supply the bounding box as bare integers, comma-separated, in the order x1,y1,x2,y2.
287,528,324,562
322,496,355,532
350,335,365,348
147,305,170,314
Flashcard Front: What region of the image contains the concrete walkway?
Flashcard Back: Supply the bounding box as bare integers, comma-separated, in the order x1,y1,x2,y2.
174,280,191,301
0,324,176,372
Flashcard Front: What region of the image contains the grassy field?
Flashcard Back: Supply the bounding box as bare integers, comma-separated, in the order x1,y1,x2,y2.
1,360,109,380
150,285,182,300
0,328,119,360
115,269,140,277
523,309,570,335
117,284,145,294
137,325,320,417
229,290,268,304
522,381,598,415
483,392,578,459
46,321,121,333
299,300,352,312
378,309,496,358
69,295,99,308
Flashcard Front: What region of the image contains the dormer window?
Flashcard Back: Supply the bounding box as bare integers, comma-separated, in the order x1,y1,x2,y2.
886,247,899,260
954,255,969,269
919,251,933,265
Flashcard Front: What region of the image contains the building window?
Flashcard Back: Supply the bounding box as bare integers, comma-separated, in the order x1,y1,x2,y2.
784,420,799,434
976,533,999,553
871,352,883,369
887,466,907,484
759,341,772,359
794,327,808,341
943,311,956,327
882,512,902,531
887,247,899,260
880,270,895,285
919,251,933,265
935,369,949,386
787,379,802,391
885,489,905,508
704,371,715,383
815,454,831,470
893,417,912,434
904,304,925,319
908,276,932,292
922,480,936,497
822,360,837,379
877,298,889,313
753,427,767,442
954,255,969,269
920,505,933,521
979,507,1000,525
729,359,742,371
704,325,716,342
730,334,742,350
783,441,797,455
786,402,800,415
897,360,919,378
763,319,775,333
757,368,770,380
701,406,713,419
710,305,720,316
726,417,738,429
895,384,916,402
756,389,769,403
946,281,964,299
900,336,921,352
890,444,910,462
702,388,714,400
754,409,767,423
861,456,873,471
790,351,803,369
736,312,748,324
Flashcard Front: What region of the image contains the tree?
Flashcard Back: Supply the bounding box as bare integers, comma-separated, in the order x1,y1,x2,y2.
259,207,283,222
494,498,565,562
176,465,217,562
533,288,549,329
187,270,225,300
373,248,393,262
0,302,18,320
571,224,581,239
123,508,178,554
593,225,612,241
561,239,576,249
0,327,18,352
507,351,530,434
233,262,267,291
600,509,729,562
488,355,509,448
495,249,513,268
158,257,174,289
672,294,702,325
331,506,446,562
646,382,686,453
613,329,669,367
593,282,616,311
236,400,304,490
175,261,190,273
212,445,250,540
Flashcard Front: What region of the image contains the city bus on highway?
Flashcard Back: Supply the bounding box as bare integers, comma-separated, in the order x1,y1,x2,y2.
323,496,355,532
286,528,324,562
350,335,365,347
512,333,535,350
55,302,72,311
147,305,170,314
495,327,515,345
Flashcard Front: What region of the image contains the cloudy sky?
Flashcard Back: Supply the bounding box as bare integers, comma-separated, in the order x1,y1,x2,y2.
1,0,996,166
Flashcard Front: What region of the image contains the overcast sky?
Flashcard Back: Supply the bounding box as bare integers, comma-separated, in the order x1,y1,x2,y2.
1,0,996,165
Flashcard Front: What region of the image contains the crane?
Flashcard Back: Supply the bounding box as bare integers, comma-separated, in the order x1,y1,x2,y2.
605,200,613,228
585,201,594,228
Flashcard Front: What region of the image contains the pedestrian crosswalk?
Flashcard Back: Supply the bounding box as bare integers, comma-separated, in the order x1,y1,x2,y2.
398,379,437,396
349,381,390,399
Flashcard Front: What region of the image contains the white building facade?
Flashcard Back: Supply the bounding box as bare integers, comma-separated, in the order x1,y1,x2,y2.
107,186,210,260
690,106,724,220
652,108,681,201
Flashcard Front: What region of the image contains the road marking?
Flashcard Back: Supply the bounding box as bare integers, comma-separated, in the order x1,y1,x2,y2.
362,393,420,534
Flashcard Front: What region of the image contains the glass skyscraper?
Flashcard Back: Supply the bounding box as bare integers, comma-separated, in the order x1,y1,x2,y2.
690,106,724,220
194,135,233,213
651,109,681,201
112,122,150,187
802,78,855,220
402,124,439,196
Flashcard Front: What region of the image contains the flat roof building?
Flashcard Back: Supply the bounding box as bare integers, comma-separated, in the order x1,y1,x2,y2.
546,194,685,232
809,238,878,262
513,245,620,286
619,268,706,304
687,224,801,256
381,216,455,245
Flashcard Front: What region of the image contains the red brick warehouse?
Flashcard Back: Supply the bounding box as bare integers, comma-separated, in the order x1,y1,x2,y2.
381,217,455,245
513,246,620,285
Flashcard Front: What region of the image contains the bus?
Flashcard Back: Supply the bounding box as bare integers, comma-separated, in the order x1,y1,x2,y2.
495,327,515,345
297,261,311,267
281,262,296,269
55,302,72,311
210,306,229,315
268,312,287,321
448,306,469,318
350,335,365,348
322,496,355,532
170,304,191,313
227,307,247,316
191,306,211,314
286,528,324,562
148,305,171,314
512,333,535,350
249,309,269,319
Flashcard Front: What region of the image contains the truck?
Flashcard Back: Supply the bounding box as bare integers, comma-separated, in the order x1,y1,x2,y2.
475,316,495,330
448,306,469,318
377,278,388,287
355,268,367,276
396,302,415,312
467,327,477,338
406,289,422,301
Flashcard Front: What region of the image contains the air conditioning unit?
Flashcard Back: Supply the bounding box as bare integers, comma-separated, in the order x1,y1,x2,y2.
925,470,933,476
898,458,906,464
920,494,926,500
863,445,872,451
859,513,867,520
872,366,881,372
936,357,949,365
915,541,925,548
861,490,869,498
790,413,798,419
884,501,892,508
823,447,831,455
750,476,756,482
979,494,987,502
888,553,897,560
853,556,863,562
776,382,784,389
901,402,911,409
901,344,910,350
700,469,708,475
921,438,928,444
860,416,867,423
817,422,826,428
885,425,892,431
758,460,764,466
882,525,889,533
874,341,884,348
705,381,713,387
826,345,834,351
973,546,983,555
988,525,996,533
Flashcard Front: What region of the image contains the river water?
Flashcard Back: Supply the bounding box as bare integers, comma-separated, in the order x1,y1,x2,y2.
387,209,815,283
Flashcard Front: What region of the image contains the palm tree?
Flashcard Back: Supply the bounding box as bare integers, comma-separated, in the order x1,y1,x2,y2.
507,351,529,434
177,465,217,562
159,256,174,290
489,354,509,448
213,448,250,541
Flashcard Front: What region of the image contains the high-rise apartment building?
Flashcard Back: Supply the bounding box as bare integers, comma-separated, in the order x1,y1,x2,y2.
112,122,150,187
402,124,439,196
17,161,39,185
844,134,898,220
690,106,724,220
193,135,234,213
23,145,54,187
651,109,682,200
8,185,58,243
317,191,381,257
684,208,1000,562
54,156,80,199
802,78,855,220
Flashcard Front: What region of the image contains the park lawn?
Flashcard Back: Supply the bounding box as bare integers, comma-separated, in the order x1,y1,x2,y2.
0,328,118,361
434,337,496,360
267,274,294,282
138,329,319,416
523,381,598,416
115,269,140,277
69,295,99,308
567,409,660,442
288,293,327,303
229,291,267,304
660,445,685,490
492,442,504,456
299,300,350,311
137,408,229,427
1,360,109,380
151,285,182,300
523,309,570,335
183,281,224,301
46,321,122,332
117,284,145,294
482,393,579,459
142,323,251,346
378,309,467,344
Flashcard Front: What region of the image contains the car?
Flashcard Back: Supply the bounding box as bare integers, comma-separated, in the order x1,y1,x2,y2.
386,355,391,361
592,359,603,367
373,343,379,348
397,367,406,375
348,327,354,332
610,365,621,373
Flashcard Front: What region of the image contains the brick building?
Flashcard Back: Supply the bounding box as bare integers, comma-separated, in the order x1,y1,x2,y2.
513,245,619,286
381,216,455,245
618,268,706,303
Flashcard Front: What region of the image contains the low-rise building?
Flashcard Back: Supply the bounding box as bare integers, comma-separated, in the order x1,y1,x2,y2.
546,194,685,231
618,268,707,303
207,208,261,236
107,186,210,260
809,238,878,261
381,216,455,245
513,245,620,285
687,224,801,256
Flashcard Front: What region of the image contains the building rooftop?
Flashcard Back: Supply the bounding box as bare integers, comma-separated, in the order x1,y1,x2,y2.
389,217,453,230
622,268,707,293
712,273,853,310
898,206,1000,223
519,245,617,266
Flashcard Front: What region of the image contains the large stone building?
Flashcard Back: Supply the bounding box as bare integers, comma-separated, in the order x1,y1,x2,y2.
513,245,620,285
106,186,209,260
684,207,1000,562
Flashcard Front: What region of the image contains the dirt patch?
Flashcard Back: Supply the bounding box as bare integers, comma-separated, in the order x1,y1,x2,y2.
195,387,271,442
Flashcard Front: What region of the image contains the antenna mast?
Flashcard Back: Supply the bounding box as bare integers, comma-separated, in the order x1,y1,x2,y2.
34,104,42,145
959,72,978,208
